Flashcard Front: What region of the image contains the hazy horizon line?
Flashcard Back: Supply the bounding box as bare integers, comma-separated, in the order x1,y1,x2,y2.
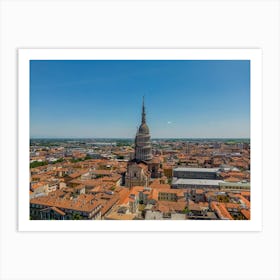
30,137,250,140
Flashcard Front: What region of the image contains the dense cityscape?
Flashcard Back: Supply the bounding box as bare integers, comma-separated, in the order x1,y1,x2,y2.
29,99,250,220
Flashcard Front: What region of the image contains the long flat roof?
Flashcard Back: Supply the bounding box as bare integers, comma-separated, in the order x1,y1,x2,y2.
219,182,250,187
172,178,224,186
173,167,220,173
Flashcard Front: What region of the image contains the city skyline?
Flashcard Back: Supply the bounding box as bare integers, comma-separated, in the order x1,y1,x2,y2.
30,60,250,138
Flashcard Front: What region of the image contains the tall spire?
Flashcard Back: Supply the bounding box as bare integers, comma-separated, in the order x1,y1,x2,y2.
134,96,152,162
142,96,146,124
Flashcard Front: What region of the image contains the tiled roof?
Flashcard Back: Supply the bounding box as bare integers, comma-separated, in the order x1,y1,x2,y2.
210,202,233,220
156,201,186,212
241,209,250,219
51,206,66,216
30,192,101,213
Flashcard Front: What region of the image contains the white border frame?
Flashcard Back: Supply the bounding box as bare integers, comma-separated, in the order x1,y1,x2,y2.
18,48,262,232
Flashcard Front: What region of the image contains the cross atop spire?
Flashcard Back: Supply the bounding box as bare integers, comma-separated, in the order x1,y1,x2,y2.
142,96,146,124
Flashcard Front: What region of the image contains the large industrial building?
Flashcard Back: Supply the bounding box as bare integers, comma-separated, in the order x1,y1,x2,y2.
173,167,220,179
172,178,224,189
172,167,221,189
171,167,250,190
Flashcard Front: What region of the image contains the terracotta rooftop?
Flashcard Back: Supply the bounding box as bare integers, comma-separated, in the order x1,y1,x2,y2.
30,192,101,213
210,202,233,220
100,195,120,216
91,169,113,176
156,201,186,212
51,206,66,216
224,177,241,183
236,194,250,209
241,209,250,220
105,212,135,220
68,169,89,179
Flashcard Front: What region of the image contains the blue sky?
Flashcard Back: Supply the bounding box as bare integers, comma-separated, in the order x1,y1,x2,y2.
30,60,250,138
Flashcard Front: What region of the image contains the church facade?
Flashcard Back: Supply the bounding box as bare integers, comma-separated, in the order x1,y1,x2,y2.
125,98,162,188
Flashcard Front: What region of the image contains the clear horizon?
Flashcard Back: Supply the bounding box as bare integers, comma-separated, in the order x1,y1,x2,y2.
30,60,250,138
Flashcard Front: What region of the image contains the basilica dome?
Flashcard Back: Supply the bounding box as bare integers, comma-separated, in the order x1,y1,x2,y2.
138,123,150,134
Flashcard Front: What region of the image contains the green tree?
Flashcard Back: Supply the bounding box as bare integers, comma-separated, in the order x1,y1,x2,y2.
30,161,48,168
182,207,190,214
73,213,82,220
84,155,92,160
